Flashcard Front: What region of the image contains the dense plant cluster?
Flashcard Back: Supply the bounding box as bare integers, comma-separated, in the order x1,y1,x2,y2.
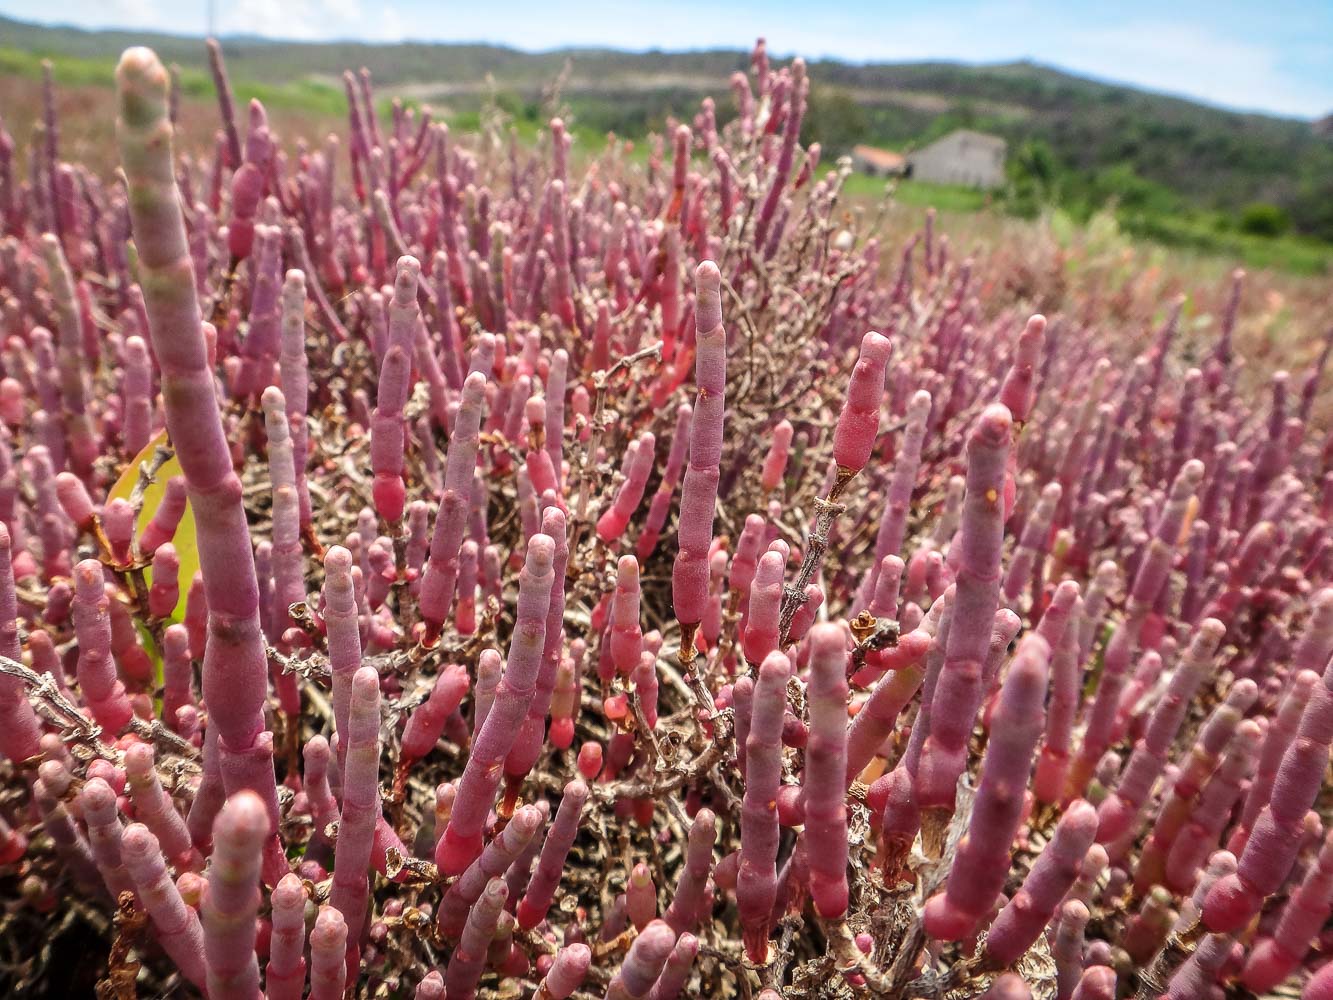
0,34,1329,1000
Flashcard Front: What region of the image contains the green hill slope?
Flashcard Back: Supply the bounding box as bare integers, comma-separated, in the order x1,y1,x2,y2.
2,14,1331,244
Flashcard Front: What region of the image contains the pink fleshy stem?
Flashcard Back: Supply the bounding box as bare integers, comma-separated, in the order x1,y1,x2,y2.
0,524,41,761
236,225,282,396
122,334,153,457
1067,461,1204,801
597,432,656,541
264,873,309,1000
805,623,850,919
1306,964,1333,1000
437,803,544,939
606,919,678,1000
1052,900,1090,1000
662,807,716,935
1240,824,1333,992
437,535,554,875
637,403,693,561
370,255,421,523
278,269,313,532
227,101,274,263
772,334,893,647
753,59,806,249
414,971,445,1000
1003,480,1061,605
923,633,1050,940
1121,885,1174,964
915,404,1013,833
73,559,134,734
148,545,181,618
648,932,700,1000
1164,720,1262,893
159,622,194,733
760,419,794,493
262,385,303,716
537,943,592,999
1033,592,1086,806
329,666,382,963
1132,680,1257,894
308,905,349,1000
861,389,932,605
517,779,590,930
894,587,954,788
549,654,579,748
1203,588,1333,933
672,262,726,675
627,862,657,930
608,555,645,679
1230,668,1321,856
117,48,278,848
1071,966,1117,1000
138,476,188,556
40,233,97,477
1291,586,1333,677
502,506,570,801
445,877,508,1000
738,650,789,962
418,371,488,643
125,741,199,870
79,776,137,900
742,549,785,668
472,648,503,737
205,38,242,167
321,545,361,771
121,822,207,988
980,973,1033,1000
843,629,931,783
399,662,470,764
998,314,1047,425
1162,930,1232,1000
302,735,337,858
1096,618,1226,847
56,472,98,535
201,790,268,998
544,348,568,490
983,799,1098,967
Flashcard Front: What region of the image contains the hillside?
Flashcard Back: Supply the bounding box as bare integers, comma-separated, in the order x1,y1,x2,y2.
2,14,1332,245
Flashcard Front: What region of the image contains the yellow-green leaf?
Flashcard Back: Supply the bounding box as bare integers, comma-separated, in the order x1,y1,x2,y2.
108,429,198,622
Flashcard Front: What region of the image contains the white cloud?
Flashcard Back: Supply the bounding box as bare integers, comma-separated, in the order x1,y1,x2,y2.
107,0,163,27
1054,20,1330,117
213,0,406,41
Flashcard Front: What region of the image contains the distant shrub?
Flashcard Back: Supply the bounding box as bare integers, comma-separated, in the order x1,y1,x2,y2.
1238,202,1290,237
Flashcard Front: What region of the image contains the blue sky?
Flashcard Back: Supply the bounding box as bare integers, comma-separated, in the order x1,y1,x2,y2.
3,0,1331,118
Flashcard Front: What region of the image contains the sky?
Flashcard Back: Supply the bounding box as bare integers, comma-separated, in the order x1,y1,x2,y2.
2,0,1331,119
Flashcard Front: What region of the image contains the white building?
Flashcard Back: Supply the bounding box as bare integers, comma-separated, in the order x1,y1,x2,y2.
906,130,1007,189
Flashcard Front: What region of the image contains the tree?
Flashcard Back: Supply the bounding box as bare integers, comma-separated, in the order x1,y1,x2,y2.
801,87,867,157
1005,139,1059,217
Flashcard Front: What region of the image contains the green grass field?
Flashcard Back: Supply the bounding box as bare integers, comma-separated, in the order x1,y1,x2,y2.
0,46,347,117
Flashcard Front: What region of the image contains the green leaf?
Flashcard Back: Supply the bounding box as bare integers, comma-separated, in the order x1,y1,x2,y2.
108,429,198,623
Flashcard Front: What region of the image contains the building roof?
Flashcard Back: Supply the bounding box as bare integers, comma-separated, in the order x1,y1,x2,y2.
914,129,1007,154
852,145,906,170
